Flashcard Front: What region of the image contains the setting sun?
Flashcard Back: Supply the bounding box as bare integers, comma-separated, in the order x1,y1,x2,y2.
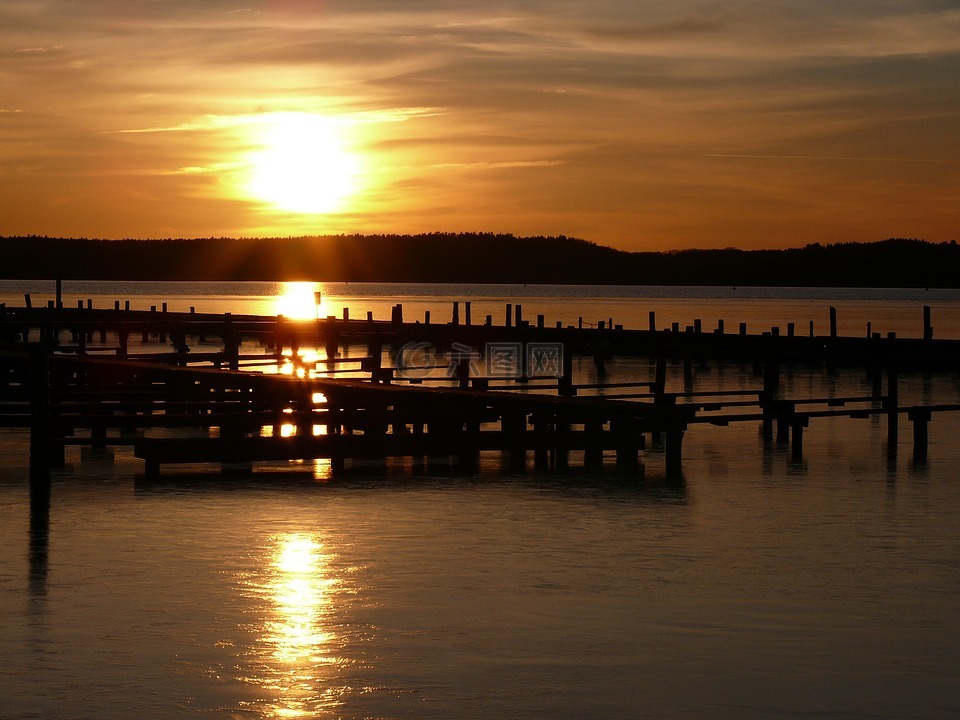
246,113,359,215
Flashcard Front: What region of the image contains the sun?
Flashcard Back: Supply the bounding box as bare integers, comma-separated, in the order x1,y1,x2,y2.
246,113,359,214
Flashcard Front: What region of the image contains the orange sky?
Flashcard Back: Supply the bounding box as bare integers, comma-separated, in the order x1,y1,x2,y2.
2,1,958,251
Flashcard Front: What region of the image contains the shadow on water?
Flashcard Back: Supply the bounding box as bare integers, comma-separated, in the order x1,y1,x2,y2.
130,459,687,504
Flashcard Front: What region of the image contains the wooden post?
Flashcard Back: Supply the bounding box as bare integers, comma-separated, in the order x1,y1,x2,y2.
648,311,656,332
739,322,747,336
910,409,931,462
694,318,702,334
716,319,724,334
559,350,575,397
790,418,808,464
654,357,667,400
787,323,795,337
515,304,523,327
424,310,431,325
506,303,513,328
465,301,472,326
457,357,470,389
829,306,838,338
29,346,51,486
452,301,460,326
584,419,604,468
665,427,684,480
56,279,62,309
342,307,349,321
24,293,32,309
923,305,933,341
537,314,544,329
886,364,899,452
325,316,339,359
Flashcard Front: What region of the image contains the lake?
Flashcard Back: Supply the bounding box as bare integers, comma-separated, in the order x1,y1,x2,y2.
2,282,959,719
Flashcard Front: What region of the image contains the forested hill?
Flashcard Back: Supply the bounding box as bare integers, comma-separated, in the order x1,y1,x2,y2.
1,234,958,287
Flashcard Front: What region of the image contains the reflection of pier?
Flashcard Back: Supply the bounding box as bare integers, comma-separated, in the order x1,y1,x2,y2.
2,300,960,484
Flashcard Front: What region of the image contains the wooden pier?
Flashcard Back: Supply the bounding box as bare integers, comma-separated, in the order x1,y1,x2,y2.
2,298,959,484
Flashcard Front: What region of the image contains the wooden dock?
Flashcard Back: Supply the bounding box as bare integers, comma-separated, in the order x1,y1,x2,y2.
2,298,958,484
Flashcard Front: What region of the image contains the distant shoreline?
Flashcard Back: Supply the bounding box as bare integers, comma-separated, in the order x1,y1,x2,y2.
1,234,957,288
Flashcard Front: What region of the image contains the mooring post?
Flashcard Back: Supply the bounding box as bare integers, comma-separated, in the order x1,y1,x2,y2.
558,350,575,397
465,301,472,326
506,303,513,328
654,356,667,401
29,346,51,487
223,313,239,371
829,306,838,338
665,427,684,480
790,417,808,464
886,363,899,452
452,301,460,326
583,419,604,468
325,316,339,359
457,357,470,389
515,304,523,327
761,358,780,442
614,418,641,470
910,408,931,462
56,279,62,309
648,311,656,332
923,305,933,341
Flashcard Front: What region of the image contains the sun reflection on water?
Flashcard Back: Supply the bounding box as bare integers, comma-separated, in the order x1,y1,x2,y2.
237,532,348,718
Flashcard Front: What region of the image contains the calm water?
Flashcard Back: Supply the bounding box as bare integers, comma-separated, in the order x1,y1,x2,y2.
2,283,960,719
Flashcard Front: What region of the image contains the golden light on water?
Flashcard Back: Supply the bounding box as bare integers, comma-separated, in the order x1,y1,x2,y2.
239,532,344,718
244,113,360,215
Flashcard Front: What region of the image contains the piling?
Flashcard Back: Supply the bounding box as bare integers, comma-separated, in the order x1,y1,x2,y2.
829,307,838,338
886,364,899,452
29,346,52,486
910,408,931,462
465,302,472,326
923,305,933,341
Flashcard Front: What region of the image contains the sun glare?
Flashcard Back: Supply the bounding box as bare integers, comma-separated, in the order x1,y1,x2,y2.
275,281,323,320
246,113,359,214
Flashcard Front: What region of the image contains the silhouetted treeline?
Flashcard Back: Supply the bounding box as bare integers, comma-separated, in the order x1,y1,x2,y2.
1,234,958,287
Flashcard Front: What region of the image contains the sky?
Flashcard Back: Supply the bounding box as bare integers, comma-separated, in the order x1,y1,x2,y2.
2,0,959,251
